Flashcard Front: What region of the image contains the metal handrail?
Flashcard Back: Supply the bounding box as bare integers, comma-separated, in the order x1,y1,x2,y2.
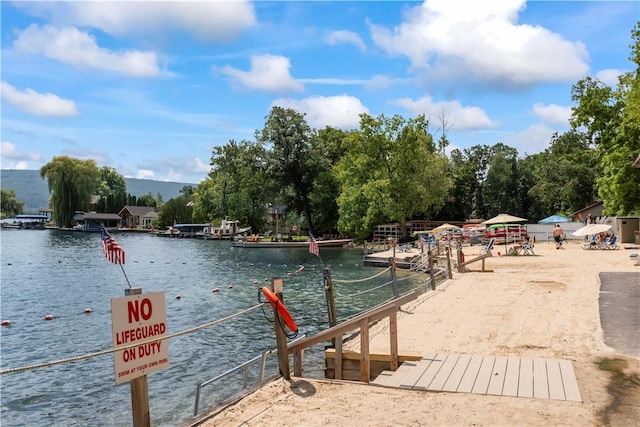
193,335,306,416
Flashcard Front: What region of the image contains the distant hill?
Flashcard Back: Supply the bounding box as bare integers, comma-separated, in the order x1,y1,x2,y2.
1,169,195,213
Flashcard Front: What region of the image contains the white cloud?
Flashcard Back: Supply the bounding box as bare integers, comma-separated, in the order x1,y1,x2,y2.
532,102,572,127
501,124,556,154
364,74,406,90
14,25,161,77
218,54,304,94
194,157,211,174
272,95,369,129
0,142,44,170
596,68,623,87
298,78,369,85
392,96,494,130
1,81,79,117
136,169,155,180
14,1,256,42
325,30,366,52
369,0,589,86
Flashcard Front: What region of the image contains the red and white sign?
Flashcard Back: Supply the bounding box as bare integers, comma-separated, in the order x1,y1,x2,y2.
111,291,170,384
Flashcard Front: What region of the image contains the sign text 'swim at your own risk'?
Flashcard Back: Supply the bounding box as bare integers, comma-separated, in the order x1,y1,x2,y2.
111,291,170,384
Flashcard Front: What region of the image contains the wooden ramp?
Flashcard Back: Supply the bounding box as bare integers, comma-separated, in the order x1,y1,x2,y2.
372,352,581,402
458,252,493,273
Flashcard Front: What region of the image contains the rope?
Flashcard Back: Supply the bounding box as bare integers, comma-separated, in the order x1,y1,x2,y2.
0,303,266,375
332,266,390,284
337,280,392,299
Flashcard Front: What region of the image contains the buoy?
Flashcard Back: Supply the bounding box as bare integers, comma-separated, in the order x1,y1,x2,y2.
264,278,269,281
260,287,298,333
287,273,292,277
44,314,54,321
212,288,219,293
175,295,181,300
299,265,305,271
1,320,11,326
84,308,92,314
253,280,259,285
228,285,233,289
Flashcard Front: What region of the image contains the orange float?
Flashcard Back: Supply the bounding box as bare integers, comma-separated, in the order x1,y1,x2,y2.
44,314,54,321
1,320,11,326
260,287,298,333
84,308,92,313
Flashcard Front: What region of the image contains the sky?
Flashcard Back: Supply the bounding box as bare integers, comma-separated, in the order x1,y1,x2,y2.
1,1,638,185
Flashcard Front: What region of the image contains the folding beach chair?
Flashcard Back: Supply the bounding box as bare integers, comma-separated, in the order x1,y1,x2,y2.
479,238,495,255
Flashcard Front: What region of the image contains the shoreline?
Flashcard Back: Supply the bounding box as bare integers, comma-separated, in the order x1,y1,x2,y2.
194,241,639,426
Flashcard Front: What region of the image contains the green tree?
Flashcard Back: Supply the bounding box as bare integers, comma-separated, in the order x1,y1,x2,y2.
256,107,320,233
96,166,127,213
137,193,157,207
156,195,192,228
40,156,101,227
196,140,272,231
309,127,350,233
570,23,640,214
527,131,598,219
336,113,452,239
481,144,520,218
1,189,25,218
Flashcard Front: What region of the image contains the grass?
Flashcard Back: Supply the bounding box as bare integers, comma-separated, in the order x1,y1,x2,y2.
594,357,640,426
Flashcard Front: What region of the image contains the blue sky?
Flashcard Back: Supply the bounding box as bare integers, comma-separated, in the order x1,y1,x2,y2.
1,1,638,184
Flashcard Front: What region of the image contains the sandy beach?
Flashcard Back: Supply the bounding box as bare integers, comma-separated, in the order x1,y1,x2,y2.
195,240,639,427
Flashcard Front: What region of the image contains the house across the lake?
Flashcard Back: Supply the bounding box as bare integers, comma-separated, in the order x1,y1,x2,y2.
118,206,159,229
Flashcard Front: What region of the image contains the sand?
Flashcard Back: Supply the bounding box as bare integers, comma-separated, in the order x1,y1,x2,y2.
195,240,639,427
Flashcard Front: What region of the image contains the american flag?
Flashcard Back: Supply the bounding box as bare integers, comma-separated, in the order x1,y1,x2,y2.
100,226,125,264
309,232,319,257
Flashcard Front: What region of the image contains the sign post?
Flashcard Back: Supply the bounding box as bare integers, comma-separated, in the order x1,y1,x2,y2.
112,289,170,427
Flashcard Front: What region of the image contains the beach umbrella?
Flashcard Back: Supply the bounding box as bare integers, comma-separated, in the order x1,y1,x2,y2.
483,214,528,255
538,215,570,224
482,213,527,225
431,223,458,234
572,224,612,236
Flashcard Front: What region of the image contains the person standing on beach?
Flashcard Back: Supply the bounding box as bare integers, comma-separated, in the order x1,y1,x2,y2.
553,224,564,249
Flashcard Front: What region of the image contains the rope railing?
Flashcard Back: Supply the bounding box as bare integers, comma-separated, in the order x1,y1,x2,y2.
0,303,266,375
332,266,391,284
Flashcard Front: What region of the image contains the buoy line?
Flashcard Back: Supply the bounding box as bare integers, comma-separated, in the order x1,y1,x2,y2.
0,302,266,375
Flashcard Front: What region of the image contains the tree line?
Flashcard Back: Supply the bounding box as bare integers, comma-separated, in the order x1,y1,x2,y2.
3,25,638,240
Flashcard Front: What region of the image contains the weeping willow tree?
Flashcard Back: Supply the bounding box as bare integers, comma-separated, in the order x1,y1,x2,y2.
40,156,101,228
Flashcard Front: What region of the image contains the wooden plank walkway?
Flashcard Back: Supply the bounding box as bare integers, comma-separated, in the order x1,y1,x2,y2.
371,352,582,402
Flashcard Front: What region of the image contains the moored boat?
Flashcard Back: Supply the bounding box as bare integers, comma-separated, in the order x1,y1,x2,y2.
232,238,352,248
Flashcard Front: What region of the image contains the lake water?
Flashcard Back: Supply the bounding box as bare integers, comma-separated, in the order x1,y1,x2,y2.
0,229,428,426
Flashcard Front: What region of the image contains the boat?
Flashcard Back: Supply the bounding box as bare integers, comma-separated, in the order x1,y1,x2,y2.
1,215,49,229
199,218,251,240
232,237,352,248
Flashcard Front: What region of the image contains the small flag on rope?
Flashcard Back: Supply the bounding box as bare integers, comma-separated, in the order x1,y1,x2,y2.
100,225,125,264
309,232,319,257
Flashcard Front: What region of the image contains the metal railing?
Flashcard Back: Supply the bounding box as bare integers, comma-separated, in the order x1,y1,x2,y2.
193,335,306,416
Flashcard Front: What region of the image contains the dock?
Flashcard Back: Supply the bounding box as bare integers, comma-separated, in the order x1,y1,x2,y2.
363,247,423,268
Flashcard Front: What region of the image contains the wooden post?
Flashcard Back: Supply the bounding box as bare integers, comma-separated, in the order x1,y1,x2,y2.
428,251,436,291
271,278,290,379
389,258,399,299
323,268,337,335
389,312,398,371
359,318,370,383
446,247,453,279
125,287,150,427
